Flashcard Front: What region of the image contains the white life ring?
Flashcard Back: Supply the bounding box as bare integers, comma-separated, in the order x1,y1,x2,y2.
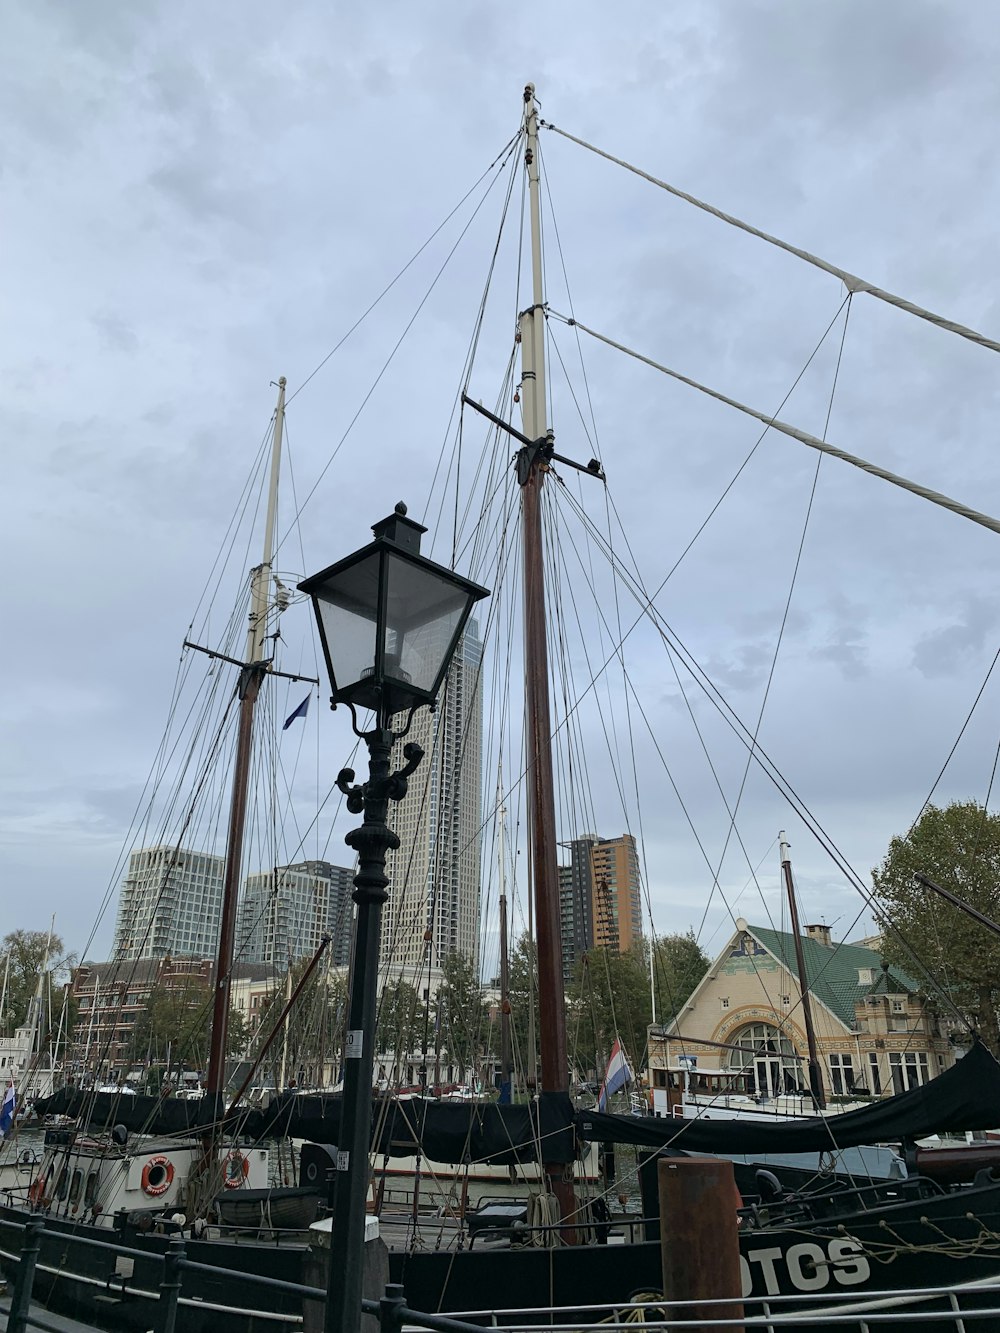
141,1155,175,1198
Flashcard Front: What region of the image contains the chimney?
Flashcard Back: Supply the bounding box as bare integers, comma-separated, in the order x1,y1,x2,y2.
806,923,832,948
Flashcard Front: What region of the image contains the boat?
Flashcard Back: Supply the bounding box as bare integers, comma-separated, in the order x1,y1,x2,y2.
6,79,1000,1333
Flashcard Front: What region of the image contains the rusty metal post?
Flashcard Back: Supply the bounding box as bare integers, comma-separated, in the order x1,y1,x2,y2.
657,1157,744,1332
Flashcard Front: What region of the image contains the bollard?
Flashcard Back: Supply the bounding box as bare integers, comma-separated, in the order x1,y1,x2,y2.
156,1235,186,1333
657,1156,744,1332
8,1217,43,1333
378,1282,407,1333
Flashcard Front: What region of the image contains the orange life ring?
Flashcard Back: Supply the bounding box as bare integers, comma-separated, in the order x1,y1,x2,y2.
140,1155,175,1198
223,1150,249,1190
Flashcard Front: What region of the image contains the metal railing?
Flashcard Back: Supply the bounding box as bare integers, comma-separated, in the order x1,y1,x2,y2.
4,1210,1000,1332
0,1213,489,1333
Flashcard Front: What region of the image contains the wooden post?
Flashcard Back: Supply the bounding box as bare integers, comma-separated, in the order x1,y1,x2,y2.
658,1157,744,1331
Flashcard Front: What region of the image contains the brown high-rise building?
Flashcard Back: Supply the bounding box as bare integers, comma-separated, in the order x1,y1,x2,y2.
559,833,644,974
589,834,643,953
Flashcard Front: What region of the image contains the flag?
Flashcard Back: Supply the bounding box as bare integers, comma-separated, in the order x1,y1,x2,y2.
0,1083,15,1138
597,1038,633,1111
282,694,310,730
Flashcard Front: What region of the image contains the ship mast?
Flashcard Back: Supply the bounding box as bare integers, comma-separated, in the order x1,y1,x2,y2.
779,831,826,1109
204,377,286,1097
497,789,513,1104
517,83,573,1221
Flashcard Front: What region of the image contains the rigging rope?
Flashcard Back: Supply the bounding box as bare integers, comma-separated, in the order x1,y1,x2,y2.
549,311,1000,540
541,120,1000,357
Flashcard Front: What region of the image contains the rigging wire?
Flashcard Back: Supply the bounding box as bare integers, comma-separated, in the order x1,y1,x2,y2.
549,309,1000,540
695,294,854,936
540,119,1000,358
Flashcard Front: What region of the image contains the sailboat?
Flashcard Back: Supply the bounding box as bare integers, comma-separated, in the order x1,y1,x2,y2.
6,80,1000,1332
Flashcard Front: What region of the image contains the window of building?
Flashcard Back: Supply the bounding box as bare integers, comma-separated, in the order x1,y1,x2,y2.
828,1052,855,1096
891,999,906,1013
720,998,730,1009
867,1052,883,1094
726,1022,802,1098
889,1050,929,1093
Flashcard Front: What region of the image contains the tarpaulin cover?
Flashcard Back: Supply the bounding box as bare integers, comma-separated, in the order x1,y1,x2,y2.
33,1044,999,1162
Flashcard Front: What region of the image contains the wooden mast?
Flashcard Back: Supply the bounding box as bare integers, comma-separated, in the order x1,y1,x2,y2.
779,830,826,1109
204,377,286,1099
517,83,574,1223
497,792,513,1104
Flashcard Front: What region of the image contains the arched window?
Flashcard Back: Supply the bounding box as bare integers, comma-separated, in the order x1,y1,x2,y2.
726,1022,803,1098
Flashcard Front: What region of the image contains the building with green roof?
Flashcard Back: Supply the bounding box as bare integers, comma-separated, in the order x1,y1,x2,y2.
648,917,953,1110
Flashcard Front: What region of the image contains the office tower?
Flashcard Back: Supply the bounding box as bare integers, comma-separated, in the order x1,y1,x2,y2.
380,621,484,979
112,845,225,960
236,860,354,968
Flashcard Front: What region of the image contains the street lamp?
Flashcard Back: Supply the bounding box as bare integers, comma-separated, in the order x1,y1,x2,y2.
298,503,488,1333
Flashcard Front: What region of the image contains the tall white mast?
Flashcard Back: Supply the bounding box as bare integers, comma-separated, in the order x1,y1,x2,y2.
0,953,9,1032
206,377,286,1094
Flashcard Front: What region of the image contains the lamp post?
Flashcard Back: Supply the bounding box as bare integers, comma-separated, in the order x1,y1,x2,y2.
298,502,489,1333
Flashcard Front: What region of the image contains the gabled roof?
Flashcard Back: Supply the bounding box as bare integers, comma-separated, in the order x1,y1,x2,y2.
747,923,920,1026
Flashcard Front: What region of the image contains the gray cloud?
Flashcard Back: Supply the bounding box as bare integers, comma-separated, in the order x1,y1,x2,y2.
4,0,1000,973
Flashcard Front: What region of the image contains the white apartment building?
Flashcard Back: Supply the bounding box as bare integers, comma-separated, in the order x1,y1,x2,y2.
381,622,484,979
112,846,225,960
235,860,353,968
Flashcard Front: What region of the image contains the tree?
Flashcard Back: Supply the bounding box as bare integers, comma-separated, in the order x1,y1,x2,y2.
129,977,212,1070
569,945,651,1080
651,931,710,1026
872,800,1000,1056
436,950,487,1074
0,929,75,1037
376,978,421,1060
506,933,539,1077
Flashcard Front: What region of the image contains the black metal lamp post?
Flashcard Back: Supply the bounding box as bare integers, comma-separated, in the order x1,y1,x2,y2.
298,503,488,1333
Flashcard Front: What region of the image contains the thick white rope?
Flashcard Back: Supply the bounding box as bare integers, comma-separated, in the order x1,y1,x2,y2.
542,122,1000,357
551,311,1000,539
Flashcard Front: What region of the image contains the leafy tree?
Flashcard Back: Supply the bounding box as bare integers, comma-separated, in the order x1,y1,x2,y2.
0,930,75,1037
872,800,1000,1056
506,933,539,1079
568,933,708,1082
129,977,212,1070
569,945,651,1080
376,978,421,1059
436,950,487,1073
251,962,348,1087
651,931,710,1026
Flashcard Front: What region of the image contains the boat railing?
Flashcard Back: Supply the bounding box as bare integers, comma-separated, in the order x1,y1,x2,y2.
0,1211,488,1333
4,1209,1000,1331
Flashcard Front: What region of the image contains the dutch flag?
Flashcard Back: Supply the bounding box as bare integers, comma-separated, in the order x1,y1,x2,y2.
597,1037,633,1112
0,1083,15,1139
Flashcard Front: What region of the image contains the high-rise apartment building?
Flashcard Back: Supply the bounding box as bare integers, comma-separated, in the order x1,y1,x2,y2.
112,845,225,960
590,834,643,953
560,836,598,983
236,860,353,968
380,622,484,978
558,833,643,973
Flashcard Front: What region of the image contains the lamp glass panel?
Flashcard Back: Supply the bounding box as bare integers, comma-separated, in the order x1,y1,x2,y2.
313,551,381,692
383,554,472,696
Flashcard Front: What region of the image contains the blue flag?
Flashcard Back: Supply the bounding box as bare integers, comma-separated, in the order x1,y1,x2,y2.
282,694,310,730
0,1082,15,1138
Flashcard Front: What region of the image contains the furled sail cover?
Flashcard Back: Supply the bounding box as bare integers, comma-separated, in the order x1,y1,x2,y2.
32,1045,998,1161
579,1041,1000,1155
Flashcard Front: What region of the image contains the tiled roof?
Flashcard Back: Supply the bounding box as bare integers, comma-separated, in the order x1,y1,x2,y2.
747,924,920,1027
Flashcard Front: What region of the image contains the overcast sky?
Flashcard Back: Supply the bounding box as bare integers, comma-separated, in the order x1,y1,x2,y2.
4,2,1000,975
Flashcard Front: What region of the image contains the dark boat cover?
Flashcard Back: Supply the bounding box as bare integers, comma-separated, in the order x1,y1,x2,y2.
33,1042,1000,1163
